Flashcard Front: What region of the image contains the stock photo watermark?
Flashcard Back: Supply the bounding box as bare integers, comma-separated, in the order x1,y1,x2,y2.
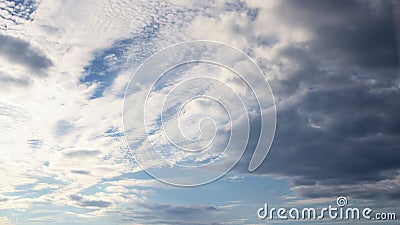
123,40,276,186
257,197,397,221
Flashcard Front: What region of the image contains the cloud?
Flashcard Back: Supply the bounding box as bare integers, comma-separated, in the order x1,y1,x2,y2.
79,0,204,98
0,72,31,87
63,150,101,158
115,201,224,225
0,0,210,223
0,34,53,75
138,202,218,218
0,0,37,30
69,194,112,208
0,0,398,224
0,216,14,225
277,0,399,70
232,0,400,202
70,170,91,175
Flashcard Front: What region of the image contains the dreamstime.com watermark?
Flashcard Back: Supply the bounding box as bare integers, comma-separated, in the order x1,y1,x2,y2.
257,197,397,221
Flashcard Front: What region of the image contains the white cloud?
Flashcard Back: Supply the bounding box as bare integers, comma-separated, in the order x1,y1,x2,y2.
0,0,298,222
0,216,14,225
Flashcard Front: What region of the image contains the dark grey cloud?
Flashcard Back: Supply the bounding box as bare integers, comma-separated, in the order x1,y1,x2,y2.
140,220,222,225
63,150,101,158
257,86,400,199
236,0,400,202
70,170,90,175
112,202,223,225
278,0,399,70
0,34,53,75
69,194,112,208
0,196,8,202
54,120,73,136
0,72,31,87
137,202,218,219
267,0,399,98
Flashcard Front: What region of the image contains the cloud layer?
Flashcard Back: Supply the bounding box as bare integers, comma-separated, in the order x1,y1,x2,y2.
0,0,399,224
235,0,400,203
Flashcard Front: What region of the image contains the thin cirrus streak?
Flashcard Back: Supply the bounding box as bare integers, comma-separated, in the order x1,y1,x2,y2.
123,40,276,186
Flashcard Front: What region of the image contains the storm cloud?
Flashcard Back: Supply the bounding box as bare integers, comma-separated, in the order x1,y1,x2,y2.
237,0,400,202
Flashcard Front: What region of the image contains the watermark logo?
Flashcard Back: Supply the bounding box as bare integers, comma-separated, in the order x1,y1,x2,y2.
123,41,276,186
257,197,397,221
336,196,347,207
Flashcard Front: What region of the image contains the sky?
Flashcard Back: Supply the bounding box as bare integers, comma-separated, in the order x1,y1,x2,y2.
0,0,400,224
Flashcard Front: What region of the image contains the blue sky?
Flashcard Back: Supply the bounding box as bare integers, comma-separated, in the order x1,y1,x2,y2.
0,0,400,224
